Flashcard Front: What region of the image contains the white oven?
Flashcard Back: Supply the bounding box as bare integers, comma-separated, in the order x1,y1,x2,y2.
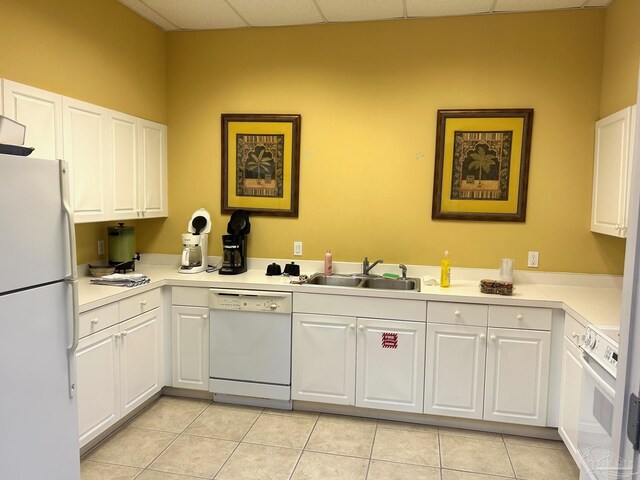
209,289,292,405
578,326,620,480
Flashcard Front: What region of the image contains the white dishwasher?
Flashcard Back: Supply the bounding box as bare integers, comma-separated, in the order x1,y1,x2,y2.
209,288,292,406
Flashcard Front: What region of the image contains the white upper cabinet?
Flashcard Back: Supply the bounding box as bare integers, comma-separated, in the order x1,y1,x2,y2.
138,119,168,218
2,80,63,160
63,97,110,222
591,105,636,237
1,77,168,223
108,110,139,220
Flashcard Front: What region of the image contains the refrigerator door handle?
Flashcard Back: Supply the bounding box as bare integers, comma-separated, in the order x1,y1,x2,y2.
65,278,79,398
59,160,77,280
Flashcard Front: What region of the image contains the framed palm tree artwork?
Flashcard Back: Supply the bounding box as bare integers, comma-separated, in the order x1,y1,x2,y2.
221,113,301,217
432,109,533,222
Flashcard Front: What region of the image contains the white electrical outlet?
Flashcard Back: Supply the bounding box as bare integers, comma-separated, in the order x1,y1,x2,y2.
527,251,539,268
97,240,105,256
294,241,303,256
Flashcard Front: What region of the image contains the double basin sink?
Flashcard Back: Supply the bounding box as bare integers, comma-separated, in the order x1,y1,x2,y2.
305,273,421,292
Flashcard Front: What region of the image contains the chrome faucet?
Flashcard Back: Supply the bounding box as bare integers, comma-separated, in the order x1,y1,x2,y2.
399,264,407,280
362,257,383,275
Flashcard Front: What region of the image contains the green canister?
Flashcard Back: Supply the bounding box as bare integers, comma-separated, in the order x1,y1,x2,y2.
108,223,136,264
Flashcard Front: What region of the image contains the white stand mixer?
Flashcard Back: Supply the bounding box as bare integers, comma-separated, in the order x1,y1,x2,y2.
178,208,211,274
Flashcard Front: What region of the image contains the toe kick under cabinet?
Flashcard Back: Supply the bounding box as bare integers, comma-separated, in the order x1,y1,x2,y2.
292,293,427,413
76,288,163,447
425,302,552,426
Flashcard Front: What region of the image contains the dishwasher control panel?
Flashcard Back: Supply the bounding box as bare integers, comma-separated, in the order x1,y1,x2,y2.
209,288,292,313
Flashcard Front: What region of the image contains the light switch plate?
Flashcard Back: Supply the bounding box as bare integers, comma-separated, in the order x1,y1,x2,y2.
97,240,105,256
294,241,303,256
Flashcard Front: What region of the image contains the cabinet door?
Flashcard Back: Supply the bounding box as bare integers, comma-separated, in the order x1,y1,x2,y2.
107,110,138,220
591,106,636,237
559,337,583,465
138,119,167,218
76,325,120,447
171,306,210,391
356,318,425,413
292,313,356,405
119,309,162,416
2,80,63,160
63,97,109,222
425,324,486,419
484,328,550,426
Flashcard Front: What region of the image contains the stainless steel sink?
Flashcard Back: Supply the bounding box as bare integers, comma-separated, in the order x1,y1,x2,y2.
305,273,420,292
306,274,363,287
361,277,420,291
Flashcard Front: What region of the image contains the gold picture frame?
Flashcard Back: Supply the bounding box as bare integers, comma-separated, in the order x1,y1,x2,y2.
432,109,534,222
221,113,301,217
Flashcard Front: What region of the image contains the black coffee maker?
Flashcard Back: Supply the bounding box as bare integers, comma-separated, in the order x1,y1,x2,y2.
219,210,250,275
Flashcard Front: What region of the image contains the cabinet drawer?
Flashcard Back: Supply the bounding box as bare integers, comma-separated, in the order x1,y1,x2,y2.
564,313,586,348
172,287,209,307
489,305,552,331
79,303,119,339
427,302,487,327
119,288,161,321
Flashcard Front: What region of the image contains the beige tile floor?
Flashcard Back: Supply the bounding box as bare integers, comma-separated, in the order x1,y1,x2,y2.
81,395,579,480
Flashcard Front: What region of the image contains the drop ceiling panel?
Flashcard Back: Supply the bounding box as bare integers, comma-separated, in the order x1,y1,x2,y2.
494,0,584,12
142,0,247,30
315,0,404,22
406,0,494,17
119,0,178,30
228,0,325,26
584,0,612,6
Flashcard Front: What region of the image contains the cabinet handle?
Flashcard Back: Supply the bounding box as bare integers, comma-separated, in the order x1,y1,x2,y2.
141,300,147,307
479,334,486,340
454,310,461,317
490,335,497,341
202,314,208,319
90,318,99,325
615,224,621,231
349,324,355,329
358,325,364,331
621,226,628,235
516,314,523,320
122,331,128,337
115,333,122,339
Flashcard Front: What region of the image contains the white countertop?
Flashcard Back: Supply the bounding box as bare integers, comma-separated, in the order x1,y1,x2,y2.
78,264,622,336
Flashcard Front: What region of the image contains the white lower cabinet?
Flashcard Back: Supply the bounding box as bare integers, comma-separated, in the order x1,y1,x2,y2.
484,327,551,426
292,313,425,413
76,325,120,446
119,310,162,416
76,295,163,448
559,335,584,464
292,313,356,405
424,323,486,419
171,305,210,391
356,318,425,413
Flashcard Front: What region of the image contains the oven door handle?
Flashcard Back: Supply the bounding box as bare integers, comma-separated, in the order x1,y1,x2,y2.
579,354,615,398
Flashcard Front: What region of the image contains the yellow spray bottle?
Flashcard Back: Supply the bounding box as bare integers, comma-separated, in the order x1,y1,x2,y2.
440,250,451,288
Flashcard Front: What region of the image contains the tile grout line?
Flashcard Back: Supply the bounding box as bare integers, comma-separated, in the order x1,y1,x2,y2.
501,433,518,479
364,419,379,479
287,411,321,479
209,404,265,479
134,397,214,478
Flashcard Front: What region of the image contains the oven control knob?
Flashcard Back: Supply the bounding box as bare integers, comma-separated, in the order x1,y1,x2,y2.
584,332,597,349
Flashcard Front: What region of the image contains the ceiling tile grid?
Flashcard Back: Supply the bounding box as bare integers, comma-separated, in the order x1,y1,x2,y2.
228,0,325,26
118,0,614,31
315,0,404,22
406,0,494,18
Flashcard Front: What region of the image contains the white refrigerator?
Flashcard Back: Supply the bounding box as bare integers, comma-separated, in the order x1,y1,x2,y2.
0,153,81,479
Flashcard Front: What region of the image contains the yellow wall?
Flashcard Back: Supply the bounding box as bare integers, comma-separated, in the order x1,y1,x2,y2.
600,0,640,117
0,0,166,264
155,10,625,274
